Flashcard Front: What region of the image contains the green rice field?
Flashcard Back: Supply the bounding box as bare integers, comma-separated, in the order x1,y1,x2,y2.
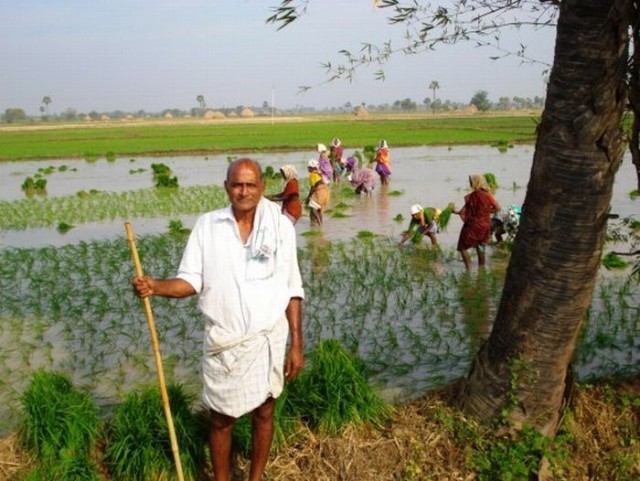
0,113,638,440
0,113,539,161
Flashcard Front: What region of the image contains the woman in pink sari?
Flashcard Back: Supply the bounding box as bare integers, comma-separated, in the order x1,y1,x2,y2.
455,174,501,270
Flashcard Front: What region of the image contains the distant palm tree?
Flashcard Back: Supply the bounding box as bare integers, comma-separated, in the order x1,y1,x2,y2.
196,95,206,115
428,81,440,103
41,96,52,118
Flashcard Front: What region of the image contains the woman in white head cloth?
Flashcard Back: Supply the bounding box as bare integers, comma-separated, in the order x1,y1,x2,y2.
399,204,442,246
267,164,302,224
305,158,330,226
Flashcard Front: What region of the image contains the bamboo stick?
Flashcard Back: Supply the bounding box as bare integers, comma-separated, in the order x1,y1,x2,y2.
125,222,185,481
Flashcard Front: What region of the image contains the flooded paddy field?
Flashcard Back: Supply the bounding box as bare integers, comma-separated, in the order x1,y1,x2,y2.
0,145,638,434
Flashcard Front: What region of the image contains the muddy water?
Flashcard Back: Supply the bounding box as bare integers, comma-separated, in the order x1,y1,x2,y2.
1,144,637,249
0,145,638,432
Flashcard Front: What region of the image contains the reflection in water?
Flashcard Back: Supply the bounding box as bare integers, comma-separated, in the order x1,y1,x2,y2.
303,231,332,278
458,271,493,347
377,184,391,223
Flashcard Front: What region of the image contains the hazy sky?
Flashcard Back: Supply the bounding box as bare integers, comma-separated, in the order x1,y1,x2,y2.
1,1,556,116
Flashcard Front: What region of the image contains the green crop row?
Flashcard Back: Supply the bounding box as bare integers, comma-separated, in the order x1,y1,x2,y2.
1,235,638,435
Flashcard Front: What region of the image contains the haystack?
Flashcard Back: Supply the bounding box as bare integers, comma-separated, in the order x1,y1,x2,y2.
354,106,369,118
204,110,225,119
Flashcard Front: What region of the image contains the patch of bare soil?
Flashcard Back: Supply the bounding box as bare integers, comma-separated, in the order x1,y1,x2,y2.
2,378,638,481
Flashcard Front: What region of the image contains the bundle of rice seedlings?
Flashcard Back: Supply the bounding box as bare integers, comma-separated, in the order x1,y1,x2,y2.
362,145,377,164
483,172,498,191
287,339,392,435
104,383,206,481
19,370,101,479
231,386,300,457
437,205,454,232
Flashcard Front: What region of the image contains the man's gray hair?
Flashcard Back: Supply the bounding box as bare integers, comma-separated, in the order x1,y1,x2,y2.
226,157,263,180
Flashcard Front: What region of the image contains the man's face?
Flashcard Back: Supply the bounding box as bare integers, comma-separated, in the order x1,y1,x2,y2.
224,161,265,215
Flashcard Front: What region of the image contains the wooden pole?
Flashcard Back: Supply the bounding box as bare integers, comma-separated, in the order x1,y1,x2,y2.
125,222,185,481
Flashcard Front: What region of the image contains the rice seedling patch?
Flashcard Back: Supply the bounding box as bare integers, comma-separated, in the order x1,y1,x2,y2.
286,339,393,435
104,383,206,481
0,235,637,434
19,370,101,479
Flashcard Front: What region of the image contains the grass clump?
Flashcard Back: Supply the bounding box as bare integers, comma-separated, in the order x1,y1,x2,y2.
491,139,513,153
19,370,101,479
151,163,179,188
57,222,75,234
168,219,191,237
602,252,628,270
21,177,47,196
103,383,206,481
471,424,568,481
356,230,376,239
287,339,392,435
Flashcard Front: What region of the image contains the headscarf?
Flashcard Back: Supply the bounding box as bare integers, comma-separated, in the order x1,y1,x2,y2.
410,204,423,215
469,174,490,192
331,138,341,147
345,156,357,171
280,164,298,180
307,159,319,169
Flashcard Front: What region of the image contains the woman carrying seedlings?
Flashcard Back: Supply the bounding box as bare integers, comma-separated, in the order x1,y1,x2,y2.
399,204,442,246
267,164,302,225
374,139,392,185
454,174,501,270
305,159,330,226
345,156,376,196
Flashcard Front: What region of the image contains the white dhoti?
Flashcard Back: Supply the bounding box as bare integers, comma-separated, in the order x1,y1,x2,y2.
201,315,288,418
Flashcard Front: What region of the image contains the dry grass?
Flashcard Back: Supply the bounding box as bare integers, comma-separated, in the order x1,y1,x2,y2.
0,434,33,481
2,378,638,481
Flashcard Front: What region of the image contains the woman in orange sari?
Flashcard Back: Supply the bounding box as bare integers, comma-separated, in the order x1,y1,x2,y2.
455,174,501,270
374,139,391,185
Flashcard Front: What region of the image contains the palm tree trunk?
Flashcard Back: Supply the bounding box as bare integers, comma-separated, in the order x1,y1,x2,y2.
458,0,632,437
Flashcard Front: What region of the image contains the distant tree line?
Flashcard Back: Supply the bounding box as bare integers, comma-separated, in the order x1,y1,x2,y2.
2,91,544,124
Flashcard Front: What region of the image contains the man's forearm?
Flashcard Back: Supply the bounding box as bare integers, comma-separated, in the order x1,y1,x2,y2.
286,297,303,349
150,278,197,298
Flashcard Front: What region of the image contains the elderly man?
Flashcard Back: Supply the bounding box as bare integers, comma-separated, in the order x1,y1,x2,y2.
132,158,304,481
